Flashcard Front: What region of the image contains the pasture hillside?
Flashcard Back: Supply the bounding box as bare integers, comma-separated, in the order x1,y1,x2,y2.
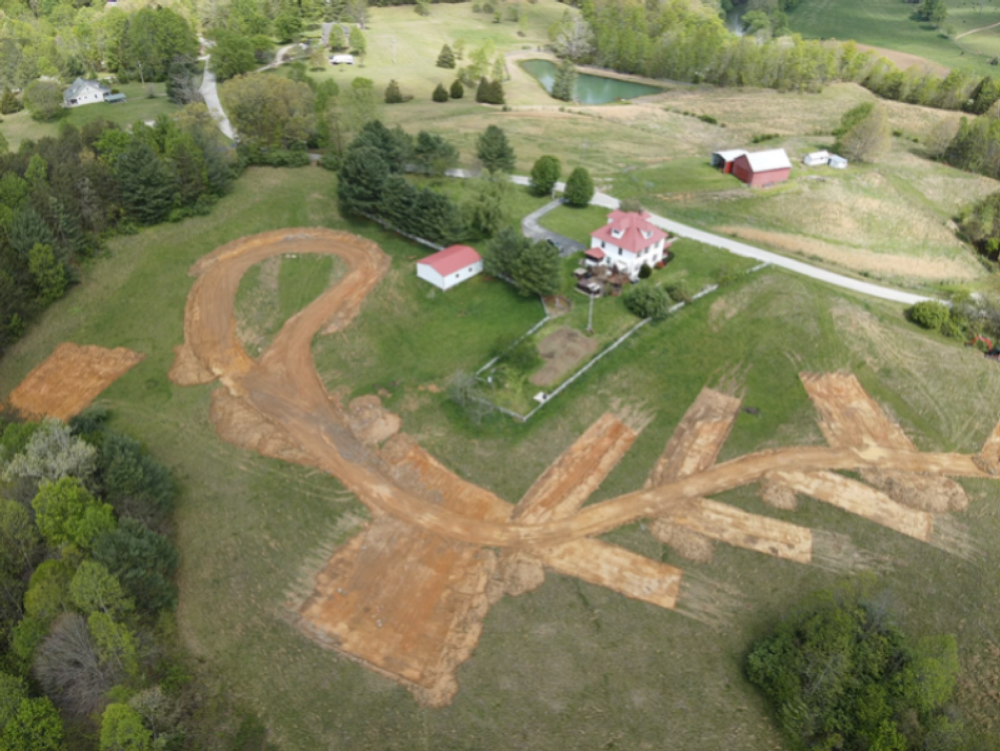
786,0,1000,75
3,168,1000,749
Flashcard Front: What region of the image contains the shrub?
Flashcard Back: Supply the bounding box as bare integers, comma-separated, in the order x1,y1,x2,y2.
436,44,456,69
450,79,464,99
909,300,950,331
432,83,449,102
638,263,652,279
697,114,717,124
624,284,671,319
504,339,542,374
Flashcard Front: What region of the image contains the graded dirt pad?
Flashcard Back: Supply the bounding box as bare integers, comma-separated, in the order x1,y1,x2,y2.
529,327,598,387
645,388,742,487
8,342,144,420
174,228,999,707
800,371,915,450
296,516,496,708
859,468,968,514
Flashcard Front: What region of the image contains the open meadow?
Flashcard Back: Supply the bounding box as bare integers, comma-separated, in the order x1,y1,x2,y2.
786,0,1000,74
4,167,1000,748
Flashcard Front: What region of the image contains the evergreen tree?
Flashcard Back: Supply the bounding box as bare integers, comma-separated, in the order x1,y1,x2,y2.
511,240,561,297
564,166,594,206
475,77,489,103
164,132,208,207
413,131,459,176
379,175,417,230
450,79,464,99
529,155,561,196
482,225,525,278
385,79,403,104
9,207,56,258
337,145,389,216
463,177,514,237
348,120,410,171
411,187,465,245
0,86,22,115
551,60,578,101
436,44,456,69
476,124,515,174
432,83,449,102
115,141,177,225
487,79,505,104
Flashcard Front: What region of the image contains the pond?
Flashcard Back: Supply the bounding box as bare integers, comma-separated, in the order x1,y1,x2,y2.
519,59,663,104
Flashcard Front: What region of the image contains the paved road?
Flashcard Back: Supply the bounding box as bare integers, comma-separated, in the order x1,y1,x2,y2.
198,43,236,141
499,174,931,306
521,198,585,256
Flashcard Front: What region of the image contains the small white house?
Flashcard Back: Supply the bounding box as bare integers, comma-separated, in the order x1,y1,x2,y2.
588,210,673,281
416,245,483,290
828,154,848,169
63,77,111,107
803,150,830,166
329,54,355,65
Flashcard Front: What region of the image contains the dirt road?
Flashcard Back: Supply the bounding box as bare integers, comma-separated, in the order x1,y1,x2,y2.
171,229,995,704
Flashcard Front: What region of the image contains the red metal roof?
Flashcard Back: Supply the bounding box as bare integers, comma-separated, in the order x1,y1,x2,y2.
590,211,667,255
417,245,482,276
585,248,606,259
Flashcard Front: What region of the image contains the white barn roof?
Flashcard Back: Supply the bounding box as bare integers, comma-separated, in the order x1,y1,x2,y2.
713,149,748,162
743,149,791,172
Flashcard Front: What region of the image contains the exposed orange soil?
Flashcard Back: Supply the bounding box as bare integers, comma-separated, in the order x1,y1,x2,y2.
647,388,816,565
800,372,915,450
8,343,144,420
173,229,996,706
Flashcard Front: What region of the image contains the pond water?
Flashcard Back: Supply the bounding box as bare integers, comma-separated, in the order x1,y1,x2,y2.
519,59,663,104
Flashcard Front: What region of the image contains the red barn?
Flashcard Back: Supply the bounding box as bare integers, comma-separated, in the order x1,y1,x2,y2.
711,149,748,174
731,149,791,188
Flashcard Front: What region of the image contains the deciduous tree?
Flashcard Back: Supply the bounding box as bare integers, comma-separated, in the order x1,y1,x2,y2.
529,155,561,196
510,239,561,297
100,703,152,751
23,80,62,122
838,103,891,162
31,477,116,550
463,177,514,237
564,166,594,206
0,696,64,751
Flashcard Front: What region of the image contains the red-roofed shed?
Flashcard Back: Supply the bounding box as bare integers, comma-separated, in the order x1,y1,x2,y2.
416,245,483,290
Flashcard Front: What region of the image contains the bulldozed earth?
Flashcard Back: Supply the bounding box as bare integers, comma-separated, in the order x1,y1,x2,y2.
7,342,144,420
167,228,1000,707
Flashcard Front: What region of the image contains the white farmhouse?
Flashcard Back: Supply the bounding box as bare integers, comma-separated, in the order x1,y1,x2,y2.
586,210,673,280
63,77,111,107
416,245,483,290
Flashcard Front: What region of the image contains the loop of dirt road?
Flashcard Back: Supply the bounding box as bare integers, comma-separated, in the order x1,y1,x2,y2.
172,229,989,550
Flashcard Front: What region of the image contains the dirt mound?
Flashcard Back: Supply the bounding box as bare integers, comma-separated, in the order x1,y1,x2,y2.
759,476,798,510
210,389,314,466
650,520,715,563
346,395,401,446
495,551,546,597
8,342,144,420
168,344,216,386
530,327,597,387
859,469,968,513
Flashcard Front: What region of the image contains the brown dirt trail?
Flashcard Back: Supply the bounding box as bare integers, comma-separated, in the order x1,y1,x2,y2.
171,229,997,706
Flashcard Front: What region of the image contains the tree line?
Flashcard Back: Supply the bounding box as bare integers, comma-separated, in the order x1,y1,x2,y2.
0,408,275,749
0,104,236,357
552,0,1000,114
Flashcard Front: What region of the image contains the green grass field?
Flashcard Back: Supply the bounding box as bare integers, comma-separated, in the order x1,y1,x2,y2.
787,0,1000,75
1,82,180,150
5,167,1000,748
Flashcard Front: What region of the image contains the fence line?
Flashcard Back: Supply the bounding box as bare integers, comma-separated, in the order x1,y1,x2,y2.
476,314,551,375
472,259,775,422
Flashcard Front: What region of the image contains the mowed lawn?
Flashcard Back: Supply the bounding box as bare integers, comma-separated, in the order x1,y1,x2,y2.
4,166,1000,748
1,82,180,150
787,0,1000,74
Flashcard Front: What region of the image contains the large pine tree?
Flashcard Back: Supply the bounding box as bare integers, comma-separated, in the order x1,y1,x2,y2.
115,142,177,225
436,44,456,69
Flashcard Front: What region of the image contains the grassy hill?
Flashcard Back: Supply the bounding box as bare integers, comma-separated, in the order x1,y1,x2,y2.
786,0,1000,76
4,167,1000,748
